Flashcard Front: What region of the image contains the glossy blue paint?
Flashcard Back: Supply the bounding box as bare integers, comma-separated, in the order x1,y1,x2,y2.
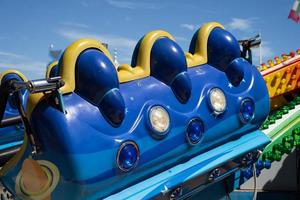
170,72,191,103
1,73,24,83
131,37,143,67
151,38,187,84
225,58,245,87
1,27,271,199
20,61,268,198
188,29,199,54
207,28,240,71
150,37,191,103
106,130,270,200
98,89,125,126
75,48,125,126
49,64,59,78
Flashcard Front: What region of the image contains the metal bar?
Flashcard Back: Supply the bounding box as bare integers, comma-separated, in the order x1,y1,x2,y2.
0,116,22,128
0,145,21,166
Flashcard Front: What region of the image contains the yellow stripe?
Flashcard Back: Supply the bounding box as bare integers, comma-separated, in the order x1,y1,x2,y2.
26,39,113,117
0,69,28,82
26,22,225,126
186,22,224,67
118,30,174,83
59,39,114,94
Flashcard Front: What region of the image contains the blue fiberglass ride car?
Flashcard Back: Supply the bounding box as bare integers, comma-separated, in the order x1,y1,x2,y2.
0,22,270,199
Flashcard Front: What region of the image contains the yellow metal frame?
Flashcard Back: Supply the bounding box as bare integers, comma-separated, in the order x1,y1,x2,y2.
117,30,174,82
118,22,224,82
264,62,300,98
0,69,28,82
186,22,224,67
59,39,114,94
27,39,114,117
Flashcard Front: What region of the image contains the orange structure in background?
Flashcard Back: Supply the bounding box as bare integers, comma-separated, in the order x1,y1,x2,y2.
260,49,300,109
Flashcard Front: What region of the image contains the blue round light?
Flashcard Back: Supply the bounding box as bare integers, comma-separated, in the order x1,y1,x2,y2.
186,118,204,145
240,98,255,123
117,141,139,172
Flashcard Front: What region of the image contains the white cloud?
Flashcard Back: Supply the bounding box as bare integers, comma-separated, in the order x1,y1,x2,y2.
61,22,89,29
124,16,132,21
0,51,46,78
227,18,255,32
58,29,136,49
174,36,187,42
0,62,46,78
0,51,25,59
0,51,46,79
252,42,275,64
57,29,137,64
106,0,161,10
180,24,198,31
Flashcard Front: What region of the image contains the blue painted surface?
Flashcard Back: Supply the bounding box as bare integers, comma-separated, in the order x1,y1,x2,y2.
49,64,59,78
0,73,27,152
106,130,270,200
1,27,271,199
131,36,143,67
75,49,125,126
225,58,245,87
207,28,240,71
0,140,23,151
151,37,191,103
188,29,200,54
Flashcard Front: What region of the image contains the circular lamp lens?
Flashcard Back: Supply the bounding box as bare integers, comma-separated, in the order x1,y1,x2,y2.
117,141,139,172
209,88,227,114
149,106,170,136
240,98,255,123
186,118,204,145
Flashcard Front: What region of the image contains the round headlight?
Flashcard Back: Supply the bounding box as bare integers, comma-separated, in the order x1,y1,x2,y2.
149,105,170,137
209,88,227,114
240,98,255,123
117,141,139,172
186,118,204,145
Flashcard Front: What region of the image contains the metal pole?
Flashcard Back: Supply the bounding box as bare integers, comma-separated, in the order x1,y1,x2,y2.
259,31,262,64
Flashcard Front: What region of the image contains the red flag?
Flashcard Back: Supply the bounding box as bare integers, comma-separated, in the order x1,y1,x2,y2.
289,0,300,23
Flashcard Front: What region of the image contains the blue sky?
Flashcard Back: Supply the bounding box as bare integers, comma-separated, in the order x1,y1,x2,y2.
0,0,299,79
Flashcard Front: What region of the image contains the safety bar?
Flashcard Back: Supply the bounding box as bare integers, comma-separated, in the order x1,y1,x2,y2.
0,76,64,154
